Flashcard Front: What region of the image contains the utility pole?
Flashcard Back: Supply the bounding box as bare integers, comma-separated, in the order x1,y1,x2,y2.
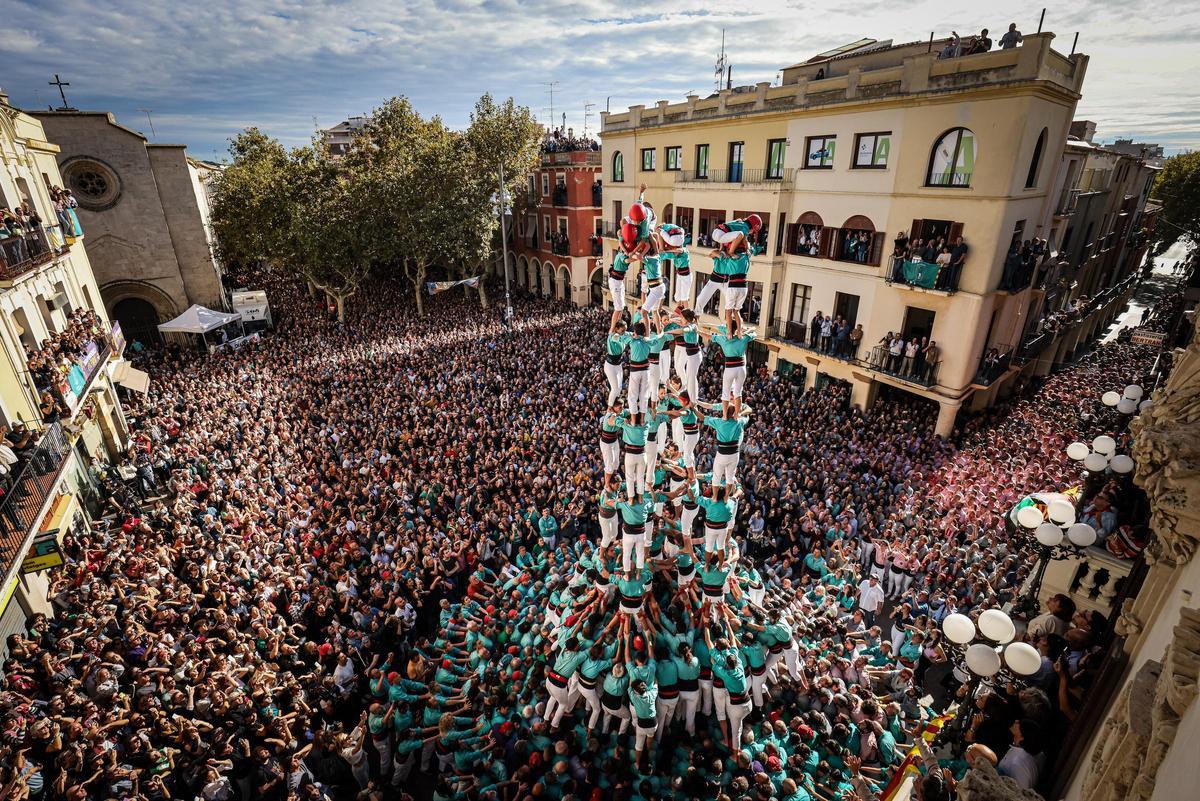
498,161,514,325
542,81,560,130
583,103,596,139
138,108,157,140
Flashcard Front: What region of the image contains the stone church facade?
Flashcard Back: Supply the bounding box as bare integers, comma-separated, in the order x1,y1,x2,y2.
30,111,223,344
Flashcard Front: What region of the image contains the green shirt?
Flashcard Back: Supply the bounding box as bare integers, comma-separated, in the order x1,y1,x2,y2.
607,332,631,357
703,415,746,445
628,683,658,719
711,331,756,358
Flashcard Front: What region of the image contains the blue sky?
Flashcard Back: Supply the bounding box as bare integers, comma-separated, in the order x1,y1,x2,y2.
2,0,1197,161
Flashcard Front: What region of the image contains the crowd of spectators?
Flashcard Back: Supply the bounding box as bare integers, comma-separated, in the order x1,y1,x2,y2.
0,189,82,271
540,127,599,154
25,309,112,423
0,263,1168,801
936,23,1022,61
806,313,863,360
889,232,969,292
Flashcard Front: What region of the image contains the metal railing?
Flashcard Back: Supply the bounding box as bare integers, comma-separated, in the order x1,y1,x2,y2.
862,345,941,387
0,228,58,283
676,167,794,185
551,238,571,256
0,422,71,578
552,187,568,206
974,347,1014,385
601,220,619,239
1056,188,1081,216
1015,332,1053,364
887,257,962,293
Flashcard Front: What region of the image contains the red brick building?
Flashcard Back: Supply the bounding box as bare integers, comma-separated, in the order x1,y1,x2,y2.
502,149,603,305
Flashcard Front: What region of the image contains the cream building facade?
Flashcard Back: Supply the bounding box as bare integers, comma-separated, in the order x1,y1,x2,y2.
600,34,1103,435
0,94,130,656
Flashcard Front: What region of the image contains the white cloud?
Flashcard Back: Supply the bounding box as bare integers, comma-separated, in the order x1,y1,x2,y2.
0,0,1196,154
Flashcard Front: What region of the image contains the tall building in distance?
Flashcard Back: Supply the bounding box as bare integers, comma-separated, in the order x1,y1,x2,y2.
31,111,226,347
0,94,132,652
600,32,1152,435
507,142,603,306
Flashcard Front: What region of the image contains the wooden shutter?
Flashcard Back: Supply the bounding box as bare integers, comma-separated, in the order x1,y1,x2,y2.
870,232,887,265
786,223,798,256
776,214,786,256
820,228,837,259
910,219,924,242
949,221,964,242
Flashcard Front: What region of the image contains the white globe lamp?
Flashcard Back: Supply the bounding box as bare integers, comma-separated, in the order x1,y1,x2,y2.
1101,391,1121,407
1066,442,1090,461
943,613,976,645
1117,398,1137,415
1083,452,1109,473
1004,642,1042,677
965,643,1002,677
1092,436,1116,455
1034,522,1064,547
1017,505,1044,529
1048,499,1076,525
1066,522,1098,548
1110,454,1135,475
1124,385,1143,401
978,609,1016,644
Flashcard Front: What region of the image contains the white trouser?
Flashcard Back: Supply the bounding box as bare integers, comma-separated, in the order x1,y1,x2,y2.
625,451,647,497
671,416,685,449
749,670,767,707
658,349,672,388
726,697,751,743
681,505,699,540
601,440,620,475
695,276,723,311
599,514,618,549
700,678,714,715
712,451,740,487
681,431,699,468
782,643,800,680
677,350,702,401
644,437,659,478
603,701,630,734
647,360,662,401
704,522,730,553
655,695,679,740
391,751,414,787
674,272,693,306
634,716,657,752
545,677,572,727
724,286,748,312
621,528,646,573
721,366,747,402
604,361,624,406
628,369,649,414
609,276,627,309
579,681,603,729
644,282,666,312
712,685,730,721
678,689,700,734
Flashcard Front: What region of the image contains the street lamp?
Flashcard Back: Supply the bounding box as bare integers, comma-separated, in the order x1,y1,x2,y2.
936,609,1040,754
1012,501,1099,617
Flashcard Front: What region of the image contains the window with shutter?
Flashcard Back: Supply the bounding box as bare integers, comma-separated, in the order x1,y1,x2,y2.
820,229,838,259
910,219,924,242
870,232,887,265
949,222,964,242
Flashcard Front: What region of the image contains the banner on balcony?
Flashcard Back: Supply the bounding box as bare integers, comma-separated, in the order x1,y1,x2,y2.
66,364,87,397
426,276,480,295
110,321,126,355
901,260,941,289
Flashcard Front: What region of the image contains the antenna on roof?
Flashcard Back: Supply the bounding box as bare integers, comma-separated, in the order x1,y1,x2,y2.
714,29,728,93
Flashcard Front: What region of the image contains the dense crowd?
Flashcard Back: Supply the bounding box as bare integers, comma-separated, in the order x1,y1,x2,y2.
24,309,113,423
0,230,1165,801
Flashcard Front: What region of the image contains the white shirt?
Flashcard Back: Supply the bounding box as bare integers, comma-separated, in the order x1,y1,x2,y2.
858,580,885,612
998,745,1038,789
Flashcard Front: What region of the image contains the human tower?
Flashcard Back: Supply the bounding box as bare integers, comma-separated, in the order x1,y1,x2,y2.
534,189,806,769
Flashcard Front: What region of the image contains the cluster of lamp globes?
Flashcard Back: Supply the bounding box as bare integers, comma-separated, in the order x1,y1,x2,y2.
942,609,1042,680
1014,496,1099,549
1100,383,1151,417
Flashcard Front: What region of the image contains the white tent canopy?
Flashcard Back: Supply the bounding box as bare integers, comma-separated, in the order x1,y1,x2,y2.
157,304,242,334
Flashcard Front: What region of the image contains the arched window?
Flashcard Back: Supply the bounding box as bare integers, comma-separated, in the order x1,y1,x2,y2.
1025,128,1047,189
612,151,625,183
927,128,975,187
790,212,825,257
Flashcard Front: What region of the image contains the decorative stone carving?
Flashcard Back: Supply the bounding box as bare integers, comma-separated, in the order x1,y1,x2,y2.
1080,607,1200,801
957,759,1044,801
1114,598,1144,638
1131,322,1200,567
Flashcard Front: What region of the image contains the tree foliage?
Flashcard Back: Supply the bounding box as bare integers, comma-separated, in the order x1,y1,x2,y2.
209,94,542,318
1151,150,1200,253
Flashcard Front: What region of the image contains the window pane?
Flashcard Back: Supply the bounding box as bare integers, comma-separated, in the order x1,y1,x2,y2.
697,145,709,176
954,131,975,184
806,136,835,168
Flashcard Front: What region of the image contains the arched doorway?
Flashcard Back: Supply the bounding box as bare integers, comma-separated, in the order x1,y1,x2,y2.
590,266,605,306
557,265,570,301
112,297,163,347
516,255,528,288
528,259,540,292
541,262,553,298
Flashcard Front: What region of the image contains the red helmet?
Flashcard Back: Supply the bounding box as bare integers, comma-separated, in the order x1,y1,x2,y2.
747,213,763,232
621,220,639,249
629,202,647,223
633,635,645,652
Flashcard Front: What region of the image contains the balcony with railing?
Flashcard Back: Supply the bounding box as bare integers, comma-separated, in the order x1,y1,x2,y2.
0,421,72,579
552,186,568,207
601,220,619,239
675,168,794,188
592,183,603,207
887,256,962,294
1,227,60,285
861,345,941,387
1056,188,1081,217
550,236,571,257
973,346,1014,386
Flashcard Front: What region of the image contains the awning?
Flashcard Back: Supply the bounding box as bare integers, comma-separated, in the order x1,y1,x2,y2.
111,361,151,394
157,304,241,334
